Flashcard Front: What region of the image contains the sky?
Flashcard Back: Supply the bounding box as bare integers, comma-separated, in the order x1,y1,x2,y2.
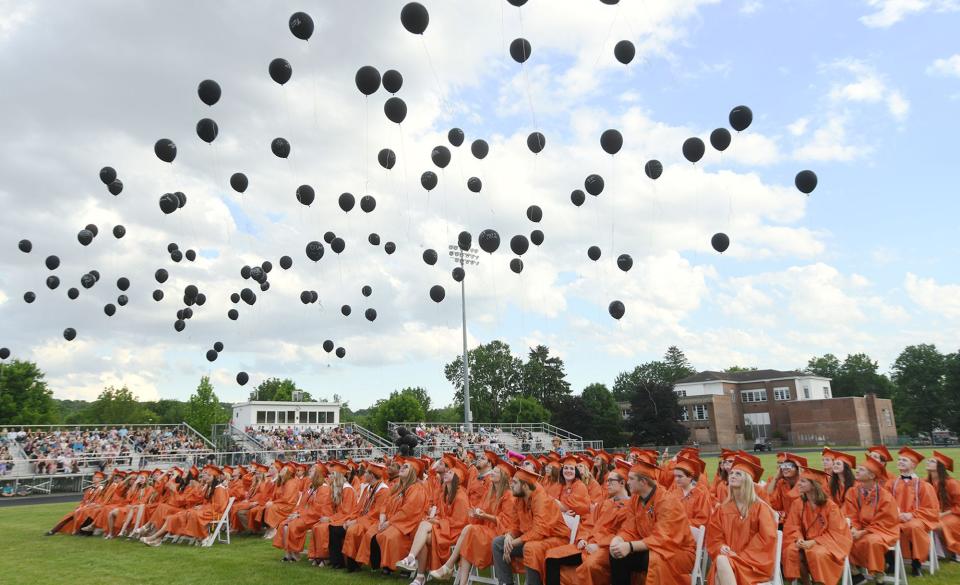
0,0,958,411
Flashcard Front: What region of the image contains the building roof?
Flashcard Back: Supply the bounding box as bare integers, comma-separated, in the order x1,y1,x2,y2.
674,369,829,385
231,401,341,408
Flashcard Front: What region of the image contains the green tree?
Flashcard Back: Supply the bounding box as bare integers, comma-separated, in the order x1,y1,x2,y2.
891,344,946,438
82,386,154,424
397,386,431,413
624,378,689,446
251,378,311,401
833,353,895,398
427,404,462,422
0,360,59,424
553,384,624,447
521,345,571,414
724,365,758,373
444,340,523,422
141,399,189,424
367,391,427,436
500,396,551,424
612,347,696,401
805,354,841,379
943,351,960,434
186,376,229,438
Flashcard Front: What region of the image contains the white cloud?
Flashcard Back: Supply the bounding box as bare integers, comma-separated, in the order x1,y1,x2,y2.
740,1,764,14
905,273,960,318
793,114,863,162
787,118,809,137
859,0,959,28
928,54,960,77
886,90,910,119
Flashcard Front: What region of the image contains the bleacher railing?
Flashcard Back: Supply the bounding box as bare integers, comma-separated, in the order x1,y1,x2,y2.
388,421,585,442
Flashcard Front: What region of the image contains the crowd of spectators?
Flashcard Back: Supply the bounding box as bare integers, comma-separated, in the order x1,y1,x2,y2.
243,426,374,459
407,423,510,455
0,439,14,475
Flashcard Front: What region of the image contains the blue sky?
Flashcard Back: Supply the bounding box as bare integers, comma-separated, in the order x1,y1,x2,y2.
0,0,958,412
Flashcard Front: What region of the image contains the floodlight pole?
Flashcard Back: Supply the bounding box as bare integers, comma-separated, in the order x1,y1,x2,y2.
449,246,479,433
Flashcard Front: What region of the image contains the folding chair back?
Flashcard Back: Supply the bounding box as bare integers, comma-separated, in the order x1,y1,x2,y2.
758,530,783,585
882,541,908,585
690,525,706,585
563,514,580,545
202,496,235,547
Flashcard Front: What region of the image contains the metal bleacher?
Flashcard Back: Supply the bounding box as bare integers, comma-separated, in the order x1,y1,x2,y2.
387,421,602,456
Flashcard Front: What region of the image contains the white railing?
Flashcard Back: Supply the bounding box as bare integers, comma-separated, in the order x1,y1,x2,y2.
387,421,584,442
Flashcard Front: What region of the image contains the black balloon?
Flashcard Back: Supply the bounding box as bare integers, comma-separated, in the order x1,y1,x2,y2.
338,192,355,212
510,235,529,256
77,230,93,246
384,241,396,255
170,250,183,263
429,284,446,303
297,184,315,206
509,258,524,274
230,292,240,304
423,249,438,265
90,270,100,282
711,232,730,254
360,195,377,213
117,277,130,291
214,341,224,352
795,170,818,194
63,328,77,341
271,137,291,158
323,340,334,353
306,241,324,262
175,192,186,209
45,255,60,270
241,265,251,279
729,105,753,132
378,148,397,169
527,132,546,154
431,145,451,168
112,225,125,238
467,177,482,193
168,243,179,253
46,275,60,290
185,284,199,299
206,349,218,362
23,291,36,304
382,69,403,93
617,254,633,272
197,79,221,106
185,249,196,262
368,233,381,246
154,139,176,163
289,11,314,40
196,292,206,305
153,289,164,301
614,40,635,64
230,172,248,193
608,300,625,320
587,246,601,261
471,139,489,160
280,255,292,270
324,231,336,244
341,304,352,316
250,266,264,282
355,65,381,96
530,230,544,246
236,371,249,385
526,205,542,223
228,309,238,320
108,180,123,195
452,267,465,282
384,97,407,124
155,269,168,283
364,308,377,322
196,118,218,143
99,166,117,185
117,295,128,307
478,229,500,254
458,231,472,251
362,285,372,297
335,347,346,359
600,129,623,155
400,2,429,34
585,174,604,196
710,128,731,152
644,160,663,180
331,237,345,254
509,38,532,63
0,348,9,360
570,189,586,206
18,239,32,253
174,320,185,332
85,224,98,237
68,288,79,300
159,193,179,214
448,128,464,147
420,171,438,191
507,0,528,5
269,58,292,85
240,287,257,305
682,137,705,164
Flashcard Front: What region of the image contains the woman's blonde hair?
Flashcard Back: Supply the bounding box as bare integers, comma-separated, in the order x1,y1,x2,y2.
800,478,828,507
391,463,418,497
484,467,511,513
330,471,346,507
726,469,758,514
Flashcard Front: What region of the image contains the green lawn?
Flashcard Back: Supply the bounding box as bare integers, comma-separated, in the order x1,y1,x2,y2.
2,446,959,585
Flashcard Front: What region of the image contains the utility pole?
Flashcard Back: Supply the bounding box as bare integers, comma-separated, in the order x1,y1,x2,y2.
449,245,480,433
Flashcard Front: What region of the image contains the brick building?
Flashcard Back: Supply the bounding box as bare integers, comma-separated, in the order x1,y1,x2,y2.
667,370,898,448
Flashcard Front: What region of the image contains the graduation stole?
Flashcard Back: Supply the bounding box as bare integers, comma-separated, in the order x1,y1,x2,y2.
891,475,921,511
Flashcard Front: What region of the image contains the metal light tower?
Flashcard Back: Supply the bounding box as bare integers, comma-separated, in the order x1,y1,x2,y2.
449,245,480,433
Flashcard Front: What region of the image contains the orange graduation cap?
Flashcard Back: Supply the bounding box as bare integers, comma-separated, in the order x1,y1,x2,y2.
674,456,701,477
561,455,579,468
780,452,809,468
404,457,425,477
824,449,856,470
720,448,738,461
203,464,222,478
862,456,887,479
483,450,500,468
595,450,612,464
898,446,925,466
524,454,543,473
514,466,541,486
867,445,892,463
366,461,387,480
629,459,660,482
328,462,350,475
222,465,234,476
731,455,764,483
495,459,516,478
933,451,954,472
799,466,830,490
612,458,631,478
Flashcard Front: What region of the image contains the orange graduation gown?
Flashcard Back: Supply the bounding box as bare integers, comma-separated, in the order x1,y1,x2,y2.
261,478,300,529
670,481,713,528
272,484,332,553
374,481,429,570
845,484,899,574
460,490,515,569
767,478,800,523
934,477,960,556
706,500,778,584
889,475,939,560
545,495,630,585
308,483,357,560
512,487,570,578
468,472,492,508
230,478,274,532
782,498,852,585
618,488,696,585
426,488,471,570
343,482,389,564
165,484,230,540
558,480,591,519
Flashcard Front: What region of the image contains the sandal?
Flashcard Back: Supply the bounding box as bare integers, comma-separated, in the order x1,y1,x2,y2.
429,564,453,580
396,556,418,572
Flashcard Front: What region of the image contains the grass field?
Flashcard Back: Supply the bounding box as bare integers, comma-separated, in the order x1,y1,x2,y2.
2,447,959,585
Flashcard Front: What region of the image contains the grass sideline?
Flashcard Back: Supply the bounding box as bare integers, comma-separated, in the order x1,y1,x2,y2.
2,447,959,585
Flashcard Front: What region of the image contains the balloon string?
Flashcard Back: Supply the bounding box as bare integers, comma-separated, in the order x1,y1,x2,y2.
419,36,452,120
593,2,621,69
398,123,412,241
364,97,370,194
520,62,539,134
609,155,616,255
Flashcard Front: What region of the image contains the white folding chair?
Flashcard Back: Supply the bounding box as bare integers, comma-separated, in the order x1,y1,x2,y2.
202,496,235,547
881,541,908,585
758,530,783,585
922,530,940,575
690,525,706,585
563,514,580,545
841,557,854,585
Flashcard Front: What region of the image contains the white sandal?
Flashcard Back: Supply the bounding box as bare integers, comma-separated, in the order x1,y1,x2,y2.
429,564,453,580
396,556,418,571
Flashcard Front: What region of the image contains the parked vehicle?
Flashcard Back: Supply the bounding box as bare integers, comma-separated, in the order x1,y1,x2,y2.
753,438,772,452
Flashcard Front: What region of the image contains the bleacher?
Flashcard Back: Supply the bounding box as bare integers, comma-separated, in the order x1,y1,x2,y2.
387,421,602,456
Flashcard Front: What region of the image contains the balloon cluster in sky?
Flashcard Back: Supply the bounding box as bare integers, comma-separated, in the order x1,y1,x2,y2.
3,1,819,387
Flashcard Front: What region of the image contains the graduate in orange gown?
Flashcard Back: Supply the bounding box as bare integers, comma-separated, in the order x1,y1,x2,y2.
668,456,713,527
369,458,429,572
141,465,229,546
706,455,778,585
307,462,356,565
274,463,332,561
714,451,768,506
845,456,899,581
342,462,391,570
711,450,735,501
824,449,857,508
233,463,274,532
781,467,852,585
428,457,515,584
543,458,631,585
260,462,301,539
467,451,495,508
866,445,893,490
927,450,960,561
397,460,471,582
608,458,696,585
576,459,605,506
103,471,152,538
542,459,562,500
765,452,807,525
889,446,940,575
555,455,591,522
47,471,107,535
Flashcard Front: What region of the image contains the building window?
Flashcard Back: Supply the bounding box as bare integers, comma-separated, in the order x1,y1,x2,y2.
773,387,791,401
325,412,334,423
693,404,709,420
822,386,831,398
256,410,266,424
288,411,295,424
674,389,687,397
680,407,689,421
266,411,276,423
883,409,892,426
278,411,286,424
802,386,811,399
741,389,767,403
309,411,317,424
